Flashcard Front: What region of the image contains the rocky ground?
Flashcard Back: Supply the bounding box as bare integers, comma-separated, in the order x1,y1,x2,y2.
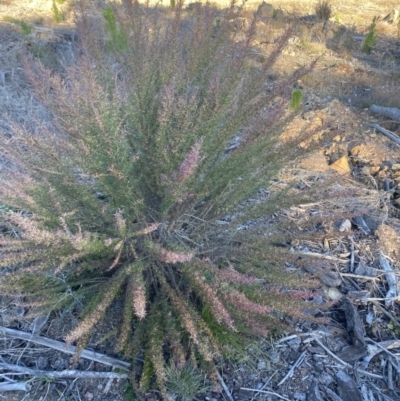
1,1,400,400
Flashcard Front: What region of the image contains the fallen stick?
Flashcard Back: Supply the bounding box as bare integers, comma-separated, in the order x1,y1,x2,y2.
370,104,400,123
216,372,234,401
0,326,130,371
311,337,384,379
370,123,400,146
239,387,291,401
277,350,306,386
0,362,128,380
0,381,30,392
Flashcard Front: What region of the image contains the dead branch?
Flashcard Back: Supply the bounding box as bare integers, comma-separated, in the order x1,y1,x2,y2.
217,372,234,401
311,337,384,379
0,362,128,380
370,104,400,123
370,123,400,146
0,326,130,371
239,387,291,401
277,350,306,386
0,381,30,392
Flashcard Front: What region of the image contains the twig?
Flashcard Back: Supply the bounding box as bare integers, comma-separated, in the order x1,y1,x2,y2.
250,371,278,401
370,300,400,327
239,388,291,401
0,362,128,380
350,239,355,272
216,372,234,401
277,350,306,386
387,360,393,391
370,123,400,146
275,334,299,344
298,250,348,262
311,337,384,379
379,254,398,307
0,326,130,371
366,338,400,369
0,381,30,392
340,272,378,281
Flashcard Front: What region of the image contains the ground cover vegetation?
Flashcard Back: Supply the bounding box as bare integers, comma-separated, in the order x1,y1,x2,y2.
0,0,321,398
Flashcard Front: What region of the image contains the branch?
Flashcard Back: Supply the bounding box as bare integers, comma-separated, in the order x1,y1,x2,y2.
370,123,400,146
0,326,130,371
0,362,129,380
0,381,30,392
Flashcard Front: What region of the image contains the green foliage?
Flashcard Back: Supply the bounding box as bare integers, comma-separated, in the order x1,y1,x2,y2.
315,1,332,21
103,5,127,52
290,88,303,110
165,361,209,400
0,2,317,398
170,0,176,8
3,17,32,35
123,382,137,400
52,0,63,23
19,20,32,35
363,17,378,54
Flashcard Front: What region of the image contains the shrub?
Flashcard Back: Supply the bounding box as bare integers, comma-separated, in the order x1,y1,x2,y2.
0,1,317,398
363,16,378,54
315,1,332,21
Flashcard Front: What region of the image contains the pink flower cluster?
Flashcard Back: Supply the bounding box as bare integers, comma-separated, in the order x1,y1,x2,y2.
160,249,194,264
176,139,202,183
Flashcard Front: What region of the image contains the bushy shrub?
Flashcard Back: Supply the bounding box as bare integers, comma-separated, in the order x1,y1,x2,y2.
315,1,332,21
0,1,317,397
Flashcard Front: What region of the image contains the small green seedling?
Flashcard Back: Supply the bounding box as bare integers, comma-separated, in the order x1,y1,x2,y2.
290,89,303,110
363,16,377,54
52,0,63,23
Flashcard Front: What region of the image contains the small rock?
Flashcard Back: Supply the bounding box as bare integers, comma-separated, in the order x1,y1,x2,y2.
330,155,351,174
325,287,342,300
84,392,94,401
294,392,306,401
333,135,341,142
369,166,380,174
338,219,351,232
392,163,400,170
257,361,267,370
